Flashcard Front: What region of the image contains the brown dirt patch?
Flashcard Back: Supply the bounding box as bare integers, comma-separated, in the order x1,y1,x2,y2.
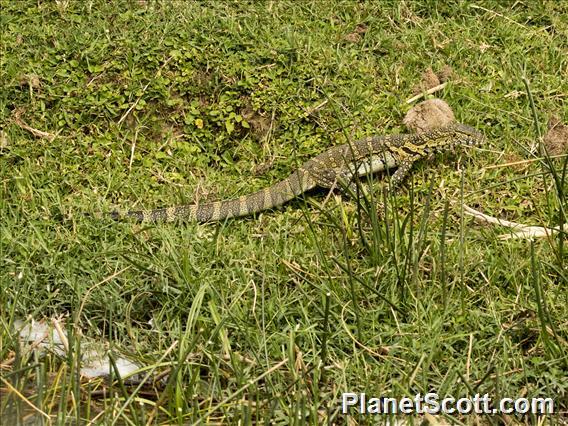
403,98,455,133
543,115,568,155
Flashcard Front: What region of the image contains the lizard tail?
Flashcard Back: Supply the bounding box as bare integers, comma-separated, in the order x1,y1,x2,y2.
112,171,316,223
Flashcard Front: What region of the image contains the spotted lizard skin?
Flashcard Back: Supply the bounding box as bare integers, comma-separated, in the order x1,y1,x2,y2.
111,123,483,222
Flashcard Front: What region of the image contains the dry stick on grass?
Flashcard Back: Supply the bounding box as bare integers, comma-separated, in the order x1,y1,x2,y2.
303,99,329,116
13,111,56,141
405,82,447,104
469,4,549,33
483,153,567,170
128,128,139,171
462,204,566,240
51,317,69,353
0,376,51,421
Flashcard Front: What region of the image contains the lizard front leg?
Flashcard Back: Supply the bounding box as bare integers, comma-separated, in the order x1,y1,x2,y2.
377,158,417,216
389,159,415,190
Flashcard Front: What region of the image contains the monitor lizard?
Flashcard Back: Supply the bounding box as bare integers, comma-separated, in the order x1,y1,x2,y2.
110,122,484,222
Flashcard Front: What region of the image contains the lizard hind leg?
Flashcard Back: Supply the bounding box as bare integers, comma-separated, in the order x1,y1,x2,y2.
315,168,370,205
334,170,370,201
337,173,388,219
311,166,369,199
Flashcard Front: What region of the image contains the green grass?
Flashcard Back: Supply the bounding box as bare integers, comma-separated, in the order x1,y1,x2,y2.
1,0,566,424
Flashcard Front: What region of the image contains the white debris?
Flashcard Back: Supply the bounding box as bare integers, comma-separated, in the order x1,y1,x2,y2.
14,318,143,382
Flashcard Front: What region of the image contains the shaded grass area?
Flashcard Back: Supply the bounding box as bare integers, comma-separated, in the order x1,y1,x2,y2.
1,0,566,424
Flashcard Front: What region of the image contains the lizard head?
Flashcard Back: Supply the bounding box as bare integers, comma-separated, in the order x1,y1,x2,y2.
448,123,485,146
423,123,485,152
